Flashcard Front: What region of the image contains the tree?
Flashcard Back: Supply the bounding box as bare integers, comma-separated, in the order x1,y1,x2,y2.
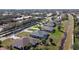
51,42,56,46
49,38,53,43
53,29,56,33
42,39,46,45
9,45,13,50
58,25,61,31
0,40,2,44
62,14,68,21
38,26,42,30
24,44,31,50
0,40,2,47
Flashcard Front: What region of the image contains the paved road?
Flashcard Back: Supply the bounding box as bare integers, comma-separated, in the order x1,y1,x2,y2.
0,19,42,38
63,14,74,50
0,17,49,41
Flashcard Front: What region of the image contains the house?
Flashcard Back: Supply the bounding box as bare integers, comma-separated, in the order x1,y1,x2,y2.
12,37,38,50
30,30,49,39
43,19,55,27
57,16,62,22
12,37,30,49
42,26,54,32
44,22,55,27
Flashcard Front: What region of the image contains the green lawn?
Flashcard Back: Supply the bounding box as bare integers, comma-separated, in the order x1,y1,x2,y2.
31,25,39,28
51,26,63,40
28,28,38,31
49,26,63,49
17,32,30,37
2,38,14,49
74,37,79,50
31,24,41,30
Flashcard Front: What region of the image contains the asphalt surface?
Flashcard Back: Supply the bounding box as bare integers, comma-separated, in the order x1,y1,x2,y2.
0,19,42,38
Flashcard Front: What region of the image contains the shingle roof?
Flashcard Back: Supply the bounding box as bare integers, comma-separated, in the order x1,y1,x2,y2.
12,37,30,48
12,37,39,49
30,30,49,39
42,26,54,32
44,22,54,27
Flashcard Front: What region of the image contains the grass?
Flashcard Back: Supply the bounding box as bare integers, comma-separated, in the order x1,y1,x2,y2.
54,15,58,19
44,45,59,50
61,21,66,30
33,43,59,50
33,26,63,50
30,24,41,30
74,26,79,50
74,37,79,50
48,26,63,50
32,25,39,28
32,24,42,28
28,28,37,31
17,32,29,37
51,26,63,40
2,38,14,49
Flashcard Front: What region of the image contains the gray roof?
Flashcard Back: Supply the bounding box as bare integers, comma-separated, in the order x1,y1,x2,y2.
42,26,54,32
44,22,54,27
12,37,39,49
31,30,49,39
50,19,54,23
12,38,30,48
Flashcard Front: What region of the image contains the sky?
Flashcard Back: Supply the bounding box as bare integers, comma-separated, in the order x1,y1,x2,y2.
0,0,79,9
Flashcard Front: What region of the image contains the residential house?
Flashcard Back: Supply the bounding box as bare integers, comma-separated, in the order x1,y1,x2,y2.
42,26,54,32
12,37,30,49
12,37,38,50
44,22,55,27
30,30,49,39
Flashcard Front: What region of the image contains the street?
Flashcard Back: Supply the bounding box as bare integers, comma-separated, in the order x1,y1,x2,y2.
0,19,42,38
